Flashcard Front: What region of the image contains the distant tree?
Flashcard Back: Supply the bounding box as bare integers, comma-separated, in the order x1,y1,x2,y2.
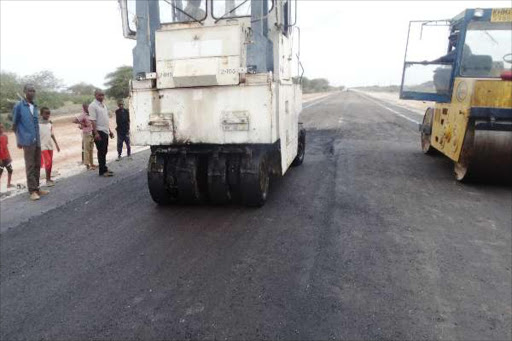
68,82,96,96
0,70,98,115
104,66,133,99
309,78,330,92
21,70,63,92
0,71,22,112
19,70,66,108
294,76,341,94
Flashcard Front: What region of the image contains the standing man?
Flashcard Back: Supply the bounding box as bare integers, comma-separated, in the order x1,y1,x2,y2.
115,99,131,161
12,84,49,200
89,89,114,177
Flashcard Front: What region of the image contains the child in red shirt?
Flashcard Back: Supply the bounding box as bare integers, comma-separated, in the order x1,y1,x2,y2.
0,123,14,188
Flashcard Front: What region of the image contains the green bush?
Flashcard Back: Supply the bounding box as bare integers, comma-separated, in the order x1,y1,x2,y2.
0,113,12,130
105,66,133,100
0,71,22,113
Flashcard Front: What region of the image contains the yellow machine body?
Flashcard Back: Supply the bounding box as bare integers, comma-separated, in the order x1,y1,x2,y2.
431,78,512,162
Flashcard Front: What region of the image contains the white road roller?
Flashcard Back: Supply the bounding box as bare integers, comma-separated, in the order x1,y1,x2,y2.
119,0,304,206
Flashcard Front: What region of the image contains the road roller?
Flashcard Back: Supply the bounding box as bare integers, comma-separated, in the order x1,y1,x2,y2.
400,8,512,181
118,0,305,206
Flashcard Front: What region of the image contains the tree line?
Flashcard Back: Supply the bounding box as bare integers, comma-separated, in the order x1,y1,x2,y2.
0,66,133,114
294,77,344,94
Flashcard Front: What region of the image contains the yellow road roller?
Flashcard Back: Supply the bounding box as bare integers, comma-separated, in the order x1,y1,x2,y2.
400,8,512,181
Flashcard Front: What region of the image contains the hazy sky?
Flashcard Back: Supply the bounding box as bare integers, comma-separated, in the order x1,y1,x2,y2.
1,0,510,88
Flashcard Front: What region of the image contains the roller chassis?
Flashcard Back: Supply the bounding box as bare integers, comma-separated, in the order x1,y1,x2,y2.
400,8,512,182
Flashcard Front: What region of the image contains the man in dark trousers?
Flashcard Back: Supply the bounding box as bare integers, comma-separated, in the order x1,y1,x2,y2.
89,89,115,177
12,84,49,200
115,99,131,161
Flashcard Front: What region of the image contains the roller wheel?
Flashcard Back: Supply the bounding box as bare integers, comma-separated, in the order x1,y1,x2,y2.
454,124,512,182
292,127,306,167
147,153,173,205
208,155,231,204
454,124,475,182
176,155,202,203
240,151,269,207
421,108,435,155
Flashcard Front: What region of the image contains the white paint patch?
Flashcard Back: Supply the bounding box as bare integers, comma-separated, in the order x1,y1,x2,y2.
173,40,223,59
185,302,205,316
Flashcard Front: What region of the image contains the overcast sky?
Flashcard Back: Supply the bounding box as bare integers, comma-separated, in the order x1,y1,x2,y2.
1,0,510,88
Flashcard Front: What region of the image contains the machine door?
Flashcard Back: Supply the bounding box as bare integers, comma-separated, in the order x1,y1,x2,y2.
400,20,454,103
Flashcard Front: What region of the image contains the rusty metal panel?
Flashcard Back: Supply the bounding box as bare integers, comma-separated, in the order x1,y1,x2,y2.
472,80,512,108
431,78,512,162
431,78,474,161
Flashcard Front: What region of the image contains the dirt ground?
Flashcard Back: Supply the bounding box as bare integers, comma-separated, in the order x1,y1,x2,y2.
0,113,143,195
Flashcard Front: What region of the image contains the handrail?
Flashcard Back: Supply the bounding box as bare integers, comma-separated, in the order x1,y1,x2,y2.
119,0,136,39
289,0,297,27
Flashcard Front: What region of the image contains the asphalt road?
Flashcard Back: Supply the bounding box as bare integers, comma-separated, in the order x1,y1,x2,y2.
1,91,511,340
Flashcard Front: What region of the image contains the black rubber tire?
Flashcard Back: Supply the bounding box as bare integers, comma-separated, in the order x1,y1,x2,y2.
292,129,306,167
208,155,231,204
240,152,269,207
176,156,202,203
147,154,173,205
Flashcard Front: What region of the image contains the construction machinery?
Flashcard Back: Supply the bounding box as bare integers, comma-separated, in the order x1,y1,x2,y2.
400,8,512,181
119,0,305,206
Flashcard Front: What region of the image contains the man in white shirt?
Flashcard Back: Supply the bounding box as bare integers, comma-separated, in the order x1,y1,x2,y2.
89,89,114,177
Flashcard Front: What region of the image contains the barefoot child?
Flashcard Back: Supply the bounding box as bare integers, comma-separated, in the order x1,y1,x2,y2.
39,108,60,187
0,123,14,189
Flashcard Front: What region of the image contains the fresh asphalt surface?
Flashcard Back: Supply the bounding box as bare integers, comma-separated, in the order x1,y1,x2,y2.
1,91,511,340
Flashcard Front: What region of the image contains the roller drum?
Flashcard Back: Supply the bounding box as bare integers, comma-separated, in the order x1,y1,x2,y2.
455,122,512,182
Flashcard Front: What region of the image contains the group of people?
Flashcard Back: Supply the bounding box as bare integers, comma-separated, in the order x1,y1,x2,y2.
74,89,131,176
0,85,132,201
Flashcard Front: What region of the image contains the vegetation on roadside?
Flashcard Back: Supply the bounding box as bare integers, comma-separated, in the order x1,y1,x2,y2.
105,66,133,100
0,66,134,128
353,85,401,92
0,70,95,113
294,77,344,94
